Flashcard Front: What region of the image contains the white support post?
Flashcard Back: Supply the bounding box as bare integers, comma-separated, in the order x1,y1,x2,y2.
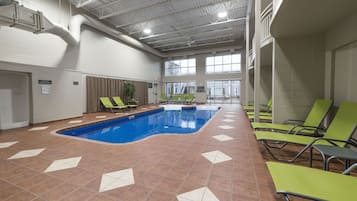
254,0,262,122
245,16,250,105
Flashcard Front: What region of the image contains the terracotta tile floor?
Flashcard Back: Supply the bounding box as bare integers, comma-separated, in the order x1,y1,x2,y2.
0,104,348,201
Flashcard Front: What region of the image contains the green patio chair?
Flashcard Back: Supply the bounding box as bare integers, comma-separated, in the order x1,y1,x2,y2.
267,162,357,201
248,114,272,121
251,99,332,134
255,101,357,163
99,97,127,113
243,97,272,111
185,94,195,104
112,96,137,109
172,94,182,104
159,93,168,104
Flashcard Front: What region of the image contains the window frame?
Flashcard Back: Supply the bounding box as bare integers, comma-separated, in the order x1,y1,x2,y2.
164,58,196,77
205,53,241,74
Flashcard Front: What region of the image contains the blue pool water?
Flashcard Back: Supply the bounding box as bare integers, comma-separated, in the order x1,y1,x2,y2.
58,107,218,144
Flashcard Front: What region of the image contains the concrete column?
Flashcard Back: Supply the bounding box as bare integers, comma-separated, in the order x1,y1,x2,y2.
254,0,262,121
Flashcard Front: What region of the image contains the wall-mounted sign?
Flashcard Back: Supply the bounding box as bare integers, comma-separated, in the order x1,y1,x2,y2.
38,80,52,85
41,85,51,95
73,81,79,85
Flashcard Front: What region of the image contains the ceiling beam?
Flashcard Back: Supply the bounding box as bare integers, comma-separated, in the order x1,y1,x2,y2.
115,0,233,28
148,27,233,44
97,0,169,19
139,17,245,40
128,6,246,35
153,33,235,48
73,0,95,8
161,40,236,52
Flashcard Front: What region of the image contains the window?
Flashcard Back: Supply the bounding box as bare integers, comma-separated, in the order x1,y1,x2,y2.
165,58,196,76
165,82,196,97
206,54,241,73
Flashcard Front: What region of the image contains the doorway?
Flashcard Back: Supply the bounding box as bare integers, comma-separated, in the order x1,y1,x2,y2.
206,80,240,104
0,70,30,129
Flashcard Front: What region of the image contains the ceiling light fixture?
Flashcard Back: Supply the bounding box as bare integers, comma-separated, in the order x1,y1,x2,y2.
143,28,152,34
217,11,228,18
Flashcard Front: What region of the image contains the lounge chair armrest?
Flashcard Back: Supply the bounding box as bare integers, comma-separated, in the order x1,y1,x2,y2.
284,119,304,125
343,163,357,175
297,125,325,131
311,138,355,147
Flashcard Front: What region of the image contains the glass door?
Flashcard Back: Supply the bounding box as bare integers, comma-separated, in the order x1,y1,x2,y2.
206,80,240,104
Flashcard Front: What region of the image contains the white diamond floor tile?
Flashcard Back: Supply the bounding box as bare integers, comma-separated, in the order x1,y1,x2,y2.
45,156,82,173
99,168,135,192
0,141,18,149
68,120,83,124
224,115,236,118
28,126,48,131
212,135,233,142
96,115,107,119
8,148,45,160
201,150,232,164
222,119,235,122
177,187,219,201
218,125,234,130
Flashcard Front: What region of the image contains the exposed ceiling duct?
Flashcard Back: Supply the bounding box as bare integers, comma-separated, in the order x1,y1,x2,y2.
0,1,166,57
71,0,248,52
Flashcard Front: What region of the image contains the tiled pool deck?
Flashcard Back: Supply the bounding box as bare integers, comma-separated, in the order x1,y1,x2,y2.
0,105,343,201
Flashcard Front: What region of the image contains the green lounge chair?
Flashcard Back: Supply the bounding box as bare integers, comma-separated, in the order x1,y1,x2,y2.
159,93,168,104
171,94,182,104
244,97,272,111
246,111,272,116
99,97,127,113
112,96,137,109
267,162,357,201
255,101,357,163
185,94,195,104
251,99,332,134
248,114,272,121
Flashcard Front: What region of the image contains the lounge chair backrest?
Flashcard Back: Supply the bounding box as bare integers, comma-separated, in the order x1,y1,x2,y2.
187,94,195,101
112,96,126,107
99,97,114,108
324,101,357,146
303,99,333,127
160,93,167,100
173,94,180,101
267,97,272,108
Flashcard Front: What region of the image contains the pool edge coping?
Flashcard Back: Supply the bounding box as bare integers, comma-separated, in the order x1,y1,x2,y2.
50,106,222,146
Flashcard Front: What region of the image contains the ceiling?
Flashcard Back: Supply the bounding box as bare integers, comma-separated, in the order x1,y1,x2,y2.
70,0,248,53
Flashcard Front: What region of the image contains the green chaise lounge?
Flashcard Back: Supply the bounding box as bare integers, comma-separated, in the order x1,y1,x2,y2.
255,101,357,162
251,99,332,134
112,96,137,109
243,97,272,111
185,94,195,104
99,97,128,113
159,93,168,104
267,162,357,201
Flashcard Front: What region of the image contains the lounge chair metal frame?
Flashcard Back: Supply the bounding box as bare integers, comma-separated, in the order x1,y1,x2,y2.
260,130,357,165
252,99,333,135
257,101,357,164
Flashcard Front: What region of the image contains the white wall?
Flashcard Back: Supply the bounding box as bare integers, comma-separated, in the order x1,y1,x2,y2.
332,42,357,105
273,36,325,123
0,0,161,124
0,71,30,129
325,12,357,106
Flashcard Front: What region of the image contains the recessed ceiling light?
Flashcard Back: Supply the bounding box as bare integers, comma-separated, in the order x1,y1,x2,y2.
218,11,228,18
143,28,152,34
